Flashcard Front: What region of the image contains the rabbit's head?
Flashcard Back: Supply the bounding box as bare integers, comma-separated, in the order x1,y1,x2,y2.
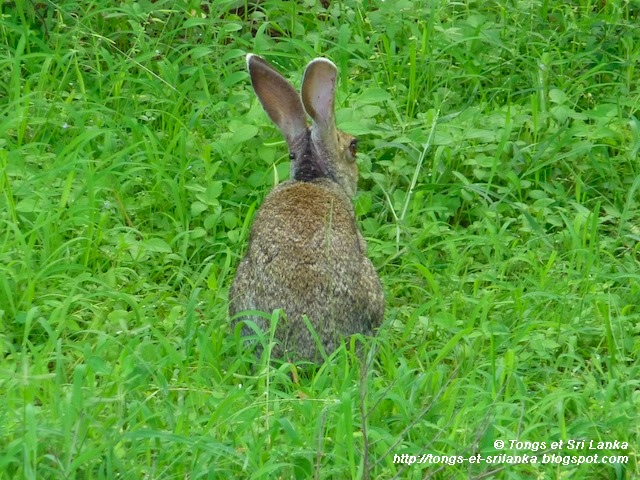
246,54,358,198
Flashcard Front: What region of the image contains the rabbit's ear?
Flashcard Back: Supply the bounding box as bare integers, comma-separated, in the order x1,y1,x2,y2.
247,54,307,146
301,58,338,129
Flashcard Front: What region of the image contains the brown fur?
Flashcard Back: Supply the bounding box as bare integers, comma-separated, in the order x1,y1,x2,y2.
229,55,384,361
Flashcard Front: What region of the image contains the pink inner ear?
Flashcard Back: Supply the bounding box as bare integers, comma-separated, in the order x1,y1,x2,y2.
313,81,335,121
302,59,338,126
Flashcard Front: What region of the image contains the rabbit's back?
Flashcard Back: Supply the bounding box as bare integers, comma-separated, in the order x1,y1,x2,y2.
230,179,384,360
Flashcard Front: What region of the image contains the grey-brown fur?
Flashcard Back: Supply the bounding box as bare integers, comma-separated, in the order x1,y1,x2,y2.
229,54,384,361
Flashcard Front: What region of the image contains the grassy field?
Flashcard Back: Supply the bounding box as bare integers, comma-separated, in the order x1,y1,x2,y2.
1,0,639,478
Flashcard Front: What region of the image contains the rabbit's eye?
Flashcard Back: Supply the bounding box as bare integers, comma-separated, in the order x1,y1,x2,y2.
349,139,358,157
289,153,295,160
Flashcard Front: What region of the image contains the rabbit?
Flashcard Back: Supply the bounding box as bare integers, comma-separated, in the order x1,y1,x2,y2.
229,53,384,362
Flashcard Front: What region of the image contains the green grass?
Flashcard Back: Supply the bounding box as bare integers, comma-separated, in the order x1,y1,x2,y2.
1,0,639,478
